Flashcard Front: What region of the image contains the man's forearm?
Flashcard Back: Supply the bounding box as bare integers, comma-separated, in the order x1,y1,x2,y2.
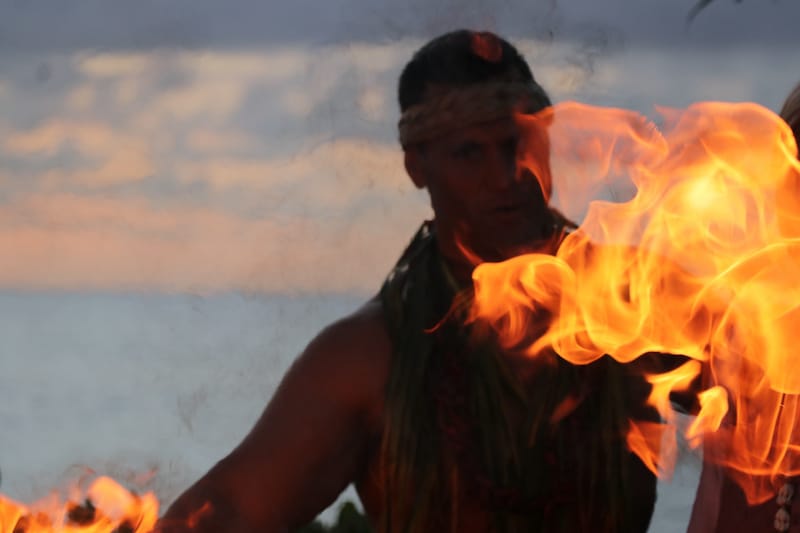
155,478,277,533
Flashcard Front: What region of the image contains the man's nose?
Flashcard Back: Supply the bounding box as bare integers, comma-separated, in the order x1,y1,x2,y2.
486,145,519,190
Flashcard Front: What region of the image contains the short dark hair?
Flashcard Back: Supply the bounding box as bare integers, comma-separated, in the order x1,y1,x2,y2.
398,30,544,113
780,81,800,153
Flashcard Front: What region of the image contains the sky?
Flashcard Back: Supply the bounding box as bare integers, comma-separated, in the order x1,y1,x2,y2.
1,1,799,526
1,0,799,294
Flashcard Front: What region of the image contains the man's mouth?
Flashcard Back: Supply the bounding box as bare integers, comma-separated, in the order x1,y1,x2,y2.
491,202,528,215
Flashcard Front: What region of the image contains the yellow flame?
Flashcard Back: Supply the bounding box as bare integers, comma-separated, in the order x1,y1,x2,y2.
471,101,800,502
0,477,159,533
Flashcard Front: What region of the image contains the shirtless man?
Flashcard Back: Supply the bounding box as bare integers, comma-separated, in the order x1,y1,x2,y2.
687,80,800,533
155,30,659,533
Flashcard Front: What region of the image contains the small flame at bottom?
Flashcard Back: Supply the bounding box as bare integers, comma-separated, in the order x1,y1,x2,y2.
0,476,159,533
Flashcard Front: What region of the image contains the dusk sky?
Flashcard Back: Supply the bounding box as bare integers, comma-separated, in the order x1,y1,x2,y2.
1,0,798,293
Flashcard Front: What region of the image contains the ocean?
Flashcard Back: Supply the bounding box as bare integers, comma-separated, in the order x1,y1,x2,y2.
0,290,699,530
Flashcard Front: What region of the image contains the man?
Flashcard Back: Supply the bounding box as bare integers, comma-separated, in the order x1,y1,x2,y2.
155,30,659,533
781,82,800,150
686,80,800,533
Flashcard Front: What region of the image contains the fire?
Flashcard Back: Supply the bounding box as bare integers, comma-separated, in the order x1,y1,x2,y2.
0,476,158,533
470,101,800,503
3,100,798,518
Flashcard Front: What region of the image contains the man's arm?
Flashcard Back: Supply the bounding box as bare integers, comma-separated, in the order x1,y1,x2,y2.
155,301,389,532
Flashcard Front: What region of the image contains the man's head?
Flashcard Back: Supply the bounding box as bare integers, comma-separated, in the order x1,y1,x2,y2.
780,81,800,155
397,30,556,268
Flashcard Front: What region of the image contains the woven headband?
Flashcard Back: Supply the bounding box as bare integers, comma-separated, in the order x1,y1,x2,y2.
398,81,551,147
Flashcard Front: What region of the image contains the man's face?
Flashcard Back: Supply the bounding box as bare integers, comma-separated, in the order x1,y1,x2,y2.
412,116,553,263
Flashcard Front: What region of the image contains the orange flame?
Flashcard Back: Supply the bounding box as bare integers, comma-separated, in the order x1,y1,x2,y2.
0,476,159,533
470,101,800,503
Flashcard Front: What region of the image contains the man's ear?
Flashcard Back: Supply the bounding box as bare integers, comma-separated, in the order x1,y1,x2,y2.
404,149,427,189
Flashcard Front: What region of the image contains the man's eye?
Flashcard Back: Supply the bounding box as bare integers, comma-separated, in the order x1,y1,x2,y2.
453,143,482,159
504,138,519,157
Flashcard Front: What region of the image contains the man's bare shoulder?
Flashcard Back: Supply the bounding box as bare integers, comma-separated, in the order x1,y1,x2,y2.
158,299,392,532
306,297,390,365
290,297,391,420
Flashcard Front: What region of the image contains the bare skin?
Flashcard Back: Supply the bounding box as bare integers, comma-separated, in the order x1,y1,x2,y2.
687,88,800,533
155,299,389,532
405,116,554,281
688,464,800,533
155,115,555,532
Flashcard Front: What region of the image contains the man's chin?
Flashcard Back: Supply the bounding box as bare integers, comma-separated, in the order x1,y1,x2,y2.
481,232,562,262
474,242,538,264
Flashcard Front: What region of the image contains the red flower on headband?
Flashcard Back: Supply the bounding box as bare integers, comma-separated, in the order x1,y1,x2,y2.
471,31,503,63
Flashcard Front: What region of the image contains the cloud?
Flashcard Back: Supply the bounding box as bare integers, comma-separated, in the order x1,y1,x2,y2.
174,138,405,190
0,193,429,293
149,80,246,122
5,120,143,158
79,54,152,78
66,84,97,111
174,50,310,85
1,40,798,293
3,120,156,187
184,128,259,154
0,43,414,201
